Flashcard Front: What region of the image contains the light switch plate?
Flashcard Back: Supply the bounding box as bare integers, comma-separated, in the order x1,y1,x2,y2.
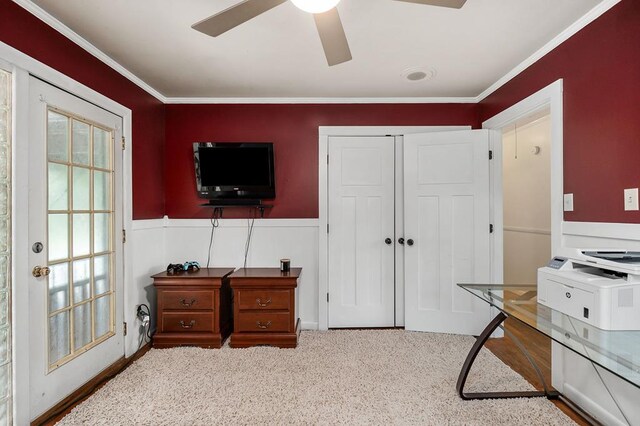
624,188,639,211
563,193,574,212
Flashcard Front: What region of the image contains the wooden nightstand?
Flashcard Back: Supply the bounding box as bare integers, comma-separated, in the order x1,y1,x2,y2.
151,267,234,348
229,267,302,348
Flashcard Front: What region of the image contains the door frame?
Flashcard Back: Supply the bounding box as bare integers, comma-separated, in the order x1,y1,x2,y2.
0,41,133,424
318,126,469,331
482,79,564,287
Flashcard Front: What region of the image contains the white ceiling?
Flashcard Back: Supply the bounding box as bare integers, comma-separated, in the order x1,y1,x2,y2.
29,0,603,98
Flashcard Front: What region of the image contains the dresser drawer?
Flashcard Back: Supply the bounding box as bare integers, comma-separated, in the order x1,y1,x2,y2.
161,312,214,333
236,312,291,333
160,290,214,311
237,290,290,311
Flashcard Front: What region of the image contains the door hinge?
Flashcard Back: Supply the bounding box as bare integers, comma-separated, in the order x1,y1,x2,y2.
122,229,126,243
123,322,127,336
327,154,329,164
489,150,493,160
121,136,126,150
490,224,494,233
327,293,329,302
327,224,329,234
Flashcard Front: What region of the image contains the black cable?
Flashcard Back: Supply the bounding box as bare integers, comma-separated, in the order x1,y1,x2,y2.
137,304,152,350
243,209,256,268
206,207,220,268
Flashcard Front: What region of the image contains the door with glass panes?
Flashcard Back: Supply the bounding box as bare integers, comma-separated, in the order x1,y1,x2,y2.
28,77,124,419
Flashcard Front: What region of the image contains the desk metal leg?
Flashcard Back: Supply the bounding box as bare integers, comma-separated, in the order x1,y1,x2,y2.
456,311,559,400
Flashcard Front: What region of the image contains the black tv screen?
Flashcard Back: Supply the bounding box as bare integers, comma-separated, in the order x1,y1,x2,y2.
193,142,275,201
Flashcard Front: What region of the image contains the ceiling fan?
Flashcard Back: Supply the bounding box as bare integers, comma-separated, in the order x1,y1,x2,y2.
192,0,467,66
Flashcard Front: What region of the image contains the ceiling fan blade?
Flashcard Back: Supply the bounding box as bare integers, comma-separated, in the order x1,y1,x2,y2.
313,8,352,66
192,0,288,37
394,0,467,9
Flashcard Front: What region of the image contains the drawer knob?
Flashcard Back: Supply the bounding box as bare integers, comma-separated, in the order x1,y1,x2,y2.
565,292,571,299
179,320,196,329
180,298,197,307
256,321,272,329
256,298,272,307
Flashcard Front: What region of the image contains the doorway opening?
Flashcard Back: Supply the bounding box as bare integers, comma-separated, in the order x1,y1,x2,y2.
502,108,552,287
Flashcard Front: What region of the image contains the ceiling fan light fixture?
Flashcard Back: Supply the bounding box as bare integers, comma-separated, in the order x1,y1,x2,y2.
291,0,341,14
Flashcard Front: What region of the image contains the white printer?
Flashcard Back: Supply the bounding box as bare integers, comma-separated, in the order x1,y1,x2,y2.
537,250,640,330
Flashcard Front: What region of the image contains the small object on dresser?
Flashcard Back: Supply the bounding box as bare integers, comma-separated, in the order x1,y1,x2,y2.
184,261,200,272
280,258,290,272
166,261,201,274
166,263,183,275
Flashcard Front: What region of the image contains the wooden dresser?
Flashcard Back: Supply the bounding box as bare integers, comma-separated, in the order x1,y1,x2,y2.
151,268,234,348
229,267,302,348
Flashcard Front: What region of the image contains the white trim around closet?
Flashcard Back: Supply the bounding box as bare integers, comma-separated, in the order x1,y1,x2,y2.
317,125,470,331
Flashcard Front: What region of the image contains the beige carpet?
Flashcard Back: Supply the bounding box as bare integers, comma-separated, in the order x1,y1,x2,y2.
58,330,574,425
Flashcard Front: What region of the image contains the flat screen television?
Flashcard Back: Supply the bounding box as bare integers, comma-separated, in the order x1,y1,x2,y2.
193,142,275,204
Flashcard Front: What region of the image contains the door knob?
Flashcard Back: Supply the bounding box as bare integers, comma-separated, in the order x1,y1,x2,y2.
32,266,51,278
407,239,414,246
398,238,405,245
385,238,392,245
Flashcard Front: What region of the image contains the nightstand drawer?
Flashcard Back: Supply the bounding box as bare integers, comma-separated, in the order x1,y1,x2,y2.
237,290,290,311
160,290,214,311
236,312,291,333
161,312,214,333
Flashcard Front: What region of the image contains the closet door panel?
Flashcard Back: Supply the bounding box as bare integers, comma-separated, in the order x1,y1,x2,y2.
404,130,491,335
328,136,395,328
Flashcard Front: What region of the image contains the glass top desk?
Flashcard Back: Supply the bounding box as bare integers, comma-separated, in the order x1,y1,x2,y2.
456,284,640,407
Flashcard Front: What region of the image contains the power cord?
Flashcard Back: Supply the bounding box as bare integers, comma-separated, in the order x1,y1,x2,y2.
206,207,221,268
243,208,256,268
136,304,152,350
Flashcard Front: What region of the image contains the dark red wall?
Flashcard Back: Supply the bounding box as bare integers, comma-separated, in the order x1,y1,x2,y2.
479,0,640,223
165,104,479,218
0,0,165,219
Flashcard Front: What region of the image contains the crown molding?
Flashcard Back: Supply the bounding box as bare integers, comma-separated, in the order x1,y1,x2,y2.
14,0,621,106
163,96,477,104
476,0,621,102
12,0,168,103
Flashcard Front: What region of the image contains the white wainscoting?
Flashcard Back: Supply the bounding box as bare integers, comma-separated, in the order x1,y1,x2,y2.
125,219,165,356
126,217,320,356
163,218,319,330
554,221,640,426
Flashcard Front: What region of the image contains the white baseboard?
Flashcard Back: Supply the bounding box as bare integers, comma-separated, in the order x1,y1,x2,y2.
563,383,626,426
301,322,319,330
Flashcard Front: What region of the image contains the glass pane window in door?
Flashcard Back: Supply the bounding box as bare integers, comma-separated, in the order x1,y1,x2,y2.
94,213,110,254
94,295,111,339
93,254,110,296
48,262,69,312
72,120,90,166
72,213,90,257
48,214,69,262
48,163,68,211
72,258,91,303
47,111,68,163
93,127,110,169
72,167,90,211
73,303,92,350
49,311,70,364
93,170,110,211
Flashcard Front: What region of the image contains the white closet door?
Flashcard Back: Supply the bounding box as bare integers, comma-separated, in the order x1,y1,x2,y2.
404,130,491,335
328,136,395,327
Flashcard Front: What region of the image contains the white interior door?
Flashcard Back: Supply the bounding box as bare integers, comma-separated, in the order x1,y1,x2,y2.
328,136,395,327
404,130,491,335
28,77,124,419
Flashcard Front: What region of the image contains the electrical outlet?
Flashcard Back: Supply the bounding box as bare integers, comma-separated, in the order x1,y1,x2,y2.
624,188,639,211
563,193,574,212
